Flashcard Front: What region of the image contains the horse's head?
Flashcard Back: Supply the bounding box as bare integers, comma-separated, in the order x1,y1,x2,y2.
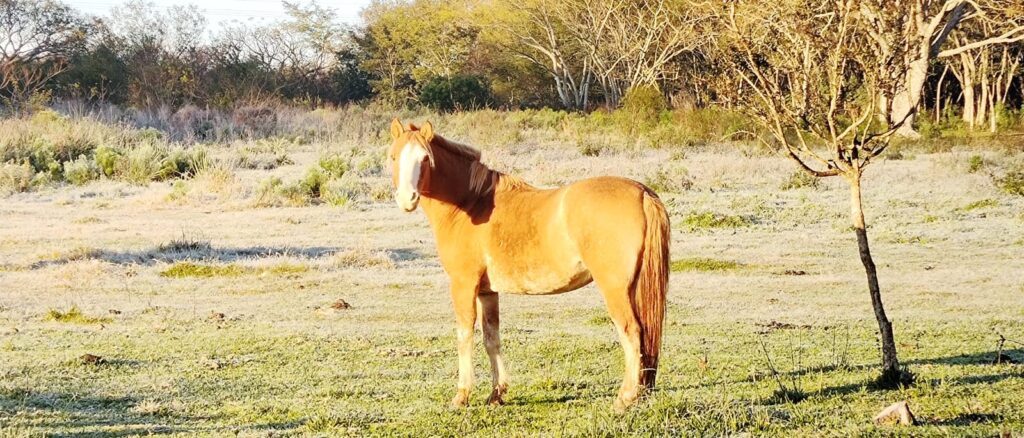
388,118,435,212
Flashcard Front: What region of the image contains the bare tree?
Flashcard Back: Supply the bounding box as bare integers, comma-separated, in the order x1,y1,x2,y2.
713,0,927,383
567,0,704,106
500,0,595,109
858,0,1024,136
0,0,86,111
948,29,1022,131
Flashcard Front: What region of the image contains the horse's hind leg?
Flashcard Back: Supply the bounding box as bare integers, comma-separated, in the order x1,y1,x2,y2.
595,280,643,412
478,292,508,405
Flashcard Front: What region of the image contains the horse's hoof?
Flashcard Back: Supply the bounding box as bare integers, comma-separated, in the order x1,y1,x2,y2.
612,398,629,413
450,389,470,408
486,385,507,406
613,389,640,413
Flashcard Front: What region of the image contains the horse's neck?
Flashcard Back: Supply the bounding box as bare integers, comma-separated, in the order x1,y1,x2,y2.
420,153,486,228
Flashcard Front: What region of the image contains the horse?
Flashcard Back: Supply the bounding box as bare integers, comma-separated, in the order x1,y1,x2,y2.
386,119,670,411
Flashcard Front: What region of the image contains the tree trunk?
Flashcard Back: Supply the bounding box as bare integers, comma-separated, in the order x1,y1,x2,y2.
890,58,928,137
848,172,900,375
935,64,949,123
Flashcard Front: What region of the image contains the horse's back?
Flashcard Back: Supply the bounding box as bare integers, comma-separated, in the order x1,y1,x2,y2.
481,176,653,295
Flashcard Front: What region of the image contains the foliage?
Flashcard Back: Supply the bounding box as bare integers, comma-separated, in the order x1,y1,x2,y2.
419,75,491,112
616,85,668,134
997,168,1024,196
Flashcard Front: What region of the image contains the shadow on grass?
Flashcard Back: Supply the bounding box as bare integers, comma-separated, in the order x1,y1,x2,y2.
906,349,1024,366
928,412,1003,427
28,244,429,269
0,390,197,435
30,245,342,268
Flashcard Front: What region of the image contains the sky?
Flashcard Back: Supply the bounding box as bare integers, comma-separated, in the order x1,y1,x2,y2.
63,0,374,26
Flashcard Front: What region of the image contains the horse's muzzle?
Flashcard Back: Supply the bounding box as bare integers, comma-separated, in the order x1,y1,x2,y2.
396,191,420,212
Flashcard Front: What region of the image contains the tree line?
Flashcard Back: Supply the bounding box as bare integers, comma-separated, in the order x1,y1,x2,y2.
3,0,1023,134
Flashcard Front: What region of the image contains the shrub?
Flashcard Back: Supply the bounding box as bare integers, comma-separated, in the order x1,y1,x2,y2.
997,169,1024,196
967,155,984,173
615,85,667,135
63,155,100,185
232,106,278,138
94,145,122,177
0,161,34,194
120,145,163,184
172,105,215,141
419,75,492,112
318,154,349,178
578,142,604,157
645,166,692,193
780,170,820,190
299,167,328,200
158,147,208,180
254,176,286,207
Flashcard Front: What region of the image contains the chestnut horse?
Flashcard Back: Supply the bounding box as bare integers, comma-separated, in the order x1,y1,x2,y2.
387,119,670,411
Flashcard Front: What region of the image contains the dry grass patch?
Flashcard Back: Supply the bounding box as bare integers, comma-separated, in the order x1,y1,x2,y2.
331,248,396,269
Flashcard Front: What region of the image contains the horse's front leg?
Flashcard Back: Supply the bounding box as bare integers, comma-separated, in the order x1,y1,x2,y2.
478,292,508,405
450,279,479,408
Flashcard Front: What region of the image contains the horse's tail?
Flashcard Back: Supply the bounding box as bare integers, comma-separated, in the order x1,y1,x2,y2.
634,189,670,388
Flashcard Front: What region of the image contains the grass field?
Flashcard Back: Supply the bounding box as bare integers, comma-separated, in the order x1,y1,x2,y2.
1,125,1023,436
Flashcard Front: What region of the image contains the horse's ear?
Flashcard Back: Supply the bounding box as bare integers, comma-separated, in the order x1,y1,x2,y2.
390,118,404,140
421,121,435,141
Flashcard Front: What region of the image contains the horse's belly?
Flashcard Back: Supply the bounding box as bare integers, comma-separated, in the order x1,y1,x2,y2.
484,257,592,295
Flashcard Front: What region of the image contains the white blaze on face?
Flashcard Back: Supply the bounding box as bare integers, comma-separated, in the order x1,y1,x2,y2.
395,141,428,211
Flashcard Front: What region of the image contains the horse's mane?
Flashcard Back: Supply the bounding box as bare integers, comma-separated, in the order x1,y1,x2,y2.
411,125,528,198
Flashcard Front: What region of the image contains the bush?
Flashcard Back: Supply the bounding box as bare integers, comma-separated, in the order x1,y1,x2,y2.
63,155,100,185
93,145,122,177
172,105,215,141
997,169,1024,196
0,161,34,194
967,155,984,173
419,75,491,112
645,166,692,193
120,145,163,184
615,85,667,135
318,154,349,178
232,106,278,138
780,170,820,190
299,167,328,200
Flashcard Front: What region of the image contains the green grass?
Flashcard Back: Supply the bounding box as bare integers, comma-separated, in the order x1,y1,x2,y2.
671,258,743,272
2,318,1022,436
681,211,752,231
959,199,999,211
44,306,112,324
159,262,309,278
160,262,247,278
